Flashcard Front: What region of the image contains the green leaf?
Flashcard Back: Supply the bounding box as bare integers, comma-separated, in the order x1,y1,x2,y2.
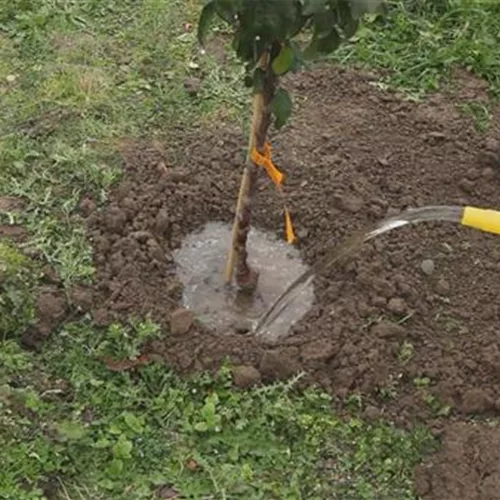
200,394,218,425
113,436,133,459
194,421,209,432
123,412,144,434
106,459,124,477
197,1,216,46
94,438,110,449
270,88,293,129
305,27,341,58
272,45,294,75
57,420,86,441
108,422,122,435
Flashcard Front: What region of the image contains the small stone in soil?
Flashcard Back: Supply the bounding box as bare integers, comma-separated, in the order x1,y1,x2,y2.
420,259,435,275
170,308,194,335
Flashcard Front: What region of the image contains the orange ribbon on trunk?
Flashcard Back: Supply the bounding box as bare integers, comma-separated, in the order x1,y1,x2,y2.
251,142,297,244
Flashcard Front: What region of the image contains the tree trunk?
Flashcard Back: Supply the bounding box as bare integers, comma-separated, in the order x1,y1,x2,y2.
224,52,277,290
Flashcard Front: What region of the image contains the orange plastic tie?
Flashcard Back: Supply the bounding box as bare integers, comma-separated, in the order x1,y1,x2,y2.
251,142,297,244
285,209,297,244
251,143,284,187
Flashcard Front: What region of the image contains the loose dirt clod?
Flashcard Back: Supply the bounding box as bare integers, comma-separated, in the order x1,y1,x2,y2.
21,286,68,349
34,287,68,335
183,77,202,97
70,286,94,312
435,278,451,296
79,197,97,217
259,349,300,380
156,485,180,499
170,308,194,336
371,321,406,340
459,388,495,415
232,365,261,388
387,297,408,315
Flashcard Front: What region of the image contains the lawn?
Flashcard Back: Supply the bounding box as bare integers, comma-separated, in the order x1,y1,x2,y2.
1,1,499,499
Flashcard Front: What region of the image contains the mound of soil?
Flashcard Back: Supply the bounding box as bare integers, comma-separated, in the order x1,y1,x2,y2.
83,65,500,499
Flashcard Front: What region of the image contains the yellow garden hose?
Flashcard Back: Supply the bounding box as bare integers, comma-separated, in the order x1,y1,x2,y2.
461,207,500,235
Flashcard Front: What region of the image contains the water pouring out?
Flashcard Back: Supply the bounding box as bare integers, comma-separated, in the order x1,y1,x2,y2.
255,205,500,336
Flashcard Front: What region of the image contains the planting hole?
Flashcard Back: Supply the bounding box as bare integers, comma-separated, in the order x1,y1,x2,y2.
173,221,314,341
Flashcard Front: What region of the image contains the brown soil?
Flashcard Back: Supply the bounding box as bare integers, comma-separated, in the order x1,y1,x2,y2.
415,423,500,500
75,65,500,498
0,196,27,242
0,195,25,212
0,225,27,241
20,285,69,350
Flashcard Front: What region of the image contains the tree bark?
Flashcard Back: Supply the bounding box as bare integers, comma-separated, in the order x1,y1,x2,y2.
224,53,277,290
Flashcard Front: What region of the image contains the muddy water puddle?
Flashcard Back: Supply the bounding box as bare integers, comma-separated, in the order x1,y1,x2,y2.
173,222,315,342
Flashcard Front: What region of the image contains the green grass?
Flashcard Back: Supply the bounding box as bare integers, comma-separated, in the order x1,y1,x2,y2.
334,0,500,97
0,0,246,285
2,321,434,500
0,242,36,337
2,0,500,498
458,100,492,132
